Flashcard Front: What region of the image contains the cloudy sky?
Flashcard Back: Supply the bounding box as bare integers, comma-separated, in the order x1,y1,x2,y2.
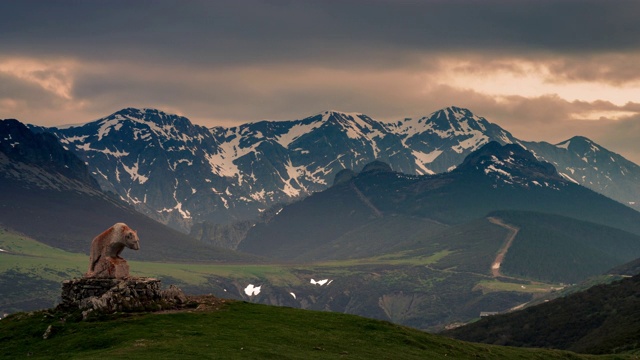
2,0,640,162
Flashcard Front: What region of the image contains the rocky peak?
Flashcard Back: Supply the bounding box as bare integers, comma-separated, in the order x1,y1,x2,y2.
458,141,564,186
555,136,604,156
361,160,393,174
114,108,194,128
1,118,99,188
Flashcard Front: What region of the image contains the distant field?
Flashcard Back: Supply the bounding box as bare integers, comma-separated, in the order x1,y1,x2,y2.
1,228,571,331
474,280,560,294
0,228,293,279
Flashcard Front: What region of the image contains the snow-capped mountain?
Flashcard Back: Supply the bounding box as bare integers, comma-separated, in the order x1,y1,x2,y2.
40,106,640,232
391,106,518,174
0,118,247,263
523,137,640,209
238,144,640,261
39,108,265,231
459,141,565,189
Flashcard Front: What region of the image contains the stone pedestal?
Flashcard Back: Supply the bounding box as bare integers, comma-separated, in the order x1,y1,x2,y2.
88,257,131,279
59,277,188,319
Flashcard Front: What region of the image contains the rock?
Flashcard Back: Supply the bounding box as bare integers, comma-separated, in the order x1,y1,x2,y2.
58,277,188,318
43,325,53,339
89,256,131,279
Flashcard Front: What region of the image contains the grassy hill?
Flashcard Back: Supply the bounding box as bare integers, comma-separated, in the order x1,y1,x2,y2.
491,211,640,283
443,274,640,355
0,300,631,359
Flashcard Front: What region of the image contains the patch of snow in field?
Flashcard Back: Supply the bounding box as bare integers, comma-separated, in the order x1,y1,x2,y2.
0,248,7,252
290,292,296,299
244,284,261,296
310,279,332,286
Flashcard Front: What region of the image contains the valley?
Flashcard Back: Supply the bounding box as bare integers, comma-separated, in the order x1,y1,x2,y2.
3,107,640,355
0,226,585,332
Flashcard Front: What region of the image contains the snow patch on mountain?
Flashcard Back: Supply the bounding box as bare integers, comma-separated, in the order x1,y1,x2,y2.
122,160,149,184
559,172,580,184
277,121,323,148
244,284,261,296
310,279,332,286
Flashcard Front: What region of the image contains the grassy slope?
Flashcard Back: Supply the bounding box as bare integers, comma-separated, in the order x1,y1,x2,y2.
0,302,629,360
493,211,640,283
443,275,640,355
0,229,294,312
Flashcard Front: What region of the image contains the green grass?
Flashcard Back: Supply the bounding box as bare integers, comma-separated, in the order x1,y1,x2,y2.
314,249,453,267
0,229,301,286
0,302,630,359
474,280,561,294
0,229,563,332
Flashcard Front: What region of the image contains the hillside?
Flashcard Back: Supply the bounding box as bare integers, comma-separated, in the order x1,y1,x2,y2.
443,274,640,355
0,118,254,263
239,143,640,262
489,211,640,283
0,300,629,359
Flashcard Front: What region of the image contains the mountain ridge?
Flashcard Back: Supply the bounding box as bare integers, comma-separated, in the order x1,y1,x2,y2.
32,106,640,232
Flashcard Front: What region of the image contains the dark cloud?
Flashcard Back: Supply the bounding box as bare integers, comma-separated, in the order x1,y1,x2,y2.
1,1,639,162
2,0,640,67
545,54,640,85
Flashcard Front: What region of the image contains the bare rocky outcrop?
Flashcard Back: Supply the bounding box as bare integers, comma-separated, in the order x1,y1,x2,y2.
59,277,188,319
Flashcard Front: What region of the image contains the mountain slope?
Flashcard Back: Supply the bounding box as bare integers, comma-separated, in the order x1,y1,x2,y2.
43,106,640,233
239,142,640,262
524,136,640,211
443,274,640,354
0,118,251,263
488,211,640,283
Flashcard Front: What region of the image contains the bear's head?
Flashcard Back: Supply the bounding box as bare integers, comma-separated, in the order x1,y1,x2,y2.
123,229,140,251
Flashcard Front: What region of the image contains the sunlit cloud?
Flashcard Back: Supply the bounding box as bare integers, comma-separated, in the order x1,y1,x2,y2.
570,110,638,121
436,56,640,106
0,57,77,100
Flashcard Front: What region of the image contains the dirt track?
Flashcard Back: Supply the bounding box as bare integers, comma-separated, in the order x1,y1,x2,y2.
488,217,520,277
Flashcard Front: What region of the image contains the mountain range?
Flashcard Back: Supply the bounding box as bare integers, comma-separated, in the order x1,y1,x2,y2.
4,115,640,332
0,118,251,263
34,106,640,232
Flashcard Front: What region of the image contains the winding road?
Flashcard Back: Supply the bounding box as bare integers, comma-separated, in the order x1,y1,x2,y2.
488,217,520,278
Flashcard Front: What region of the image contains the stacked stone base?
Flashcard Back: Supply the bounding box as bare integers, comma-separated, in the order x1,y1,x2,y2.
59,277,188,319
